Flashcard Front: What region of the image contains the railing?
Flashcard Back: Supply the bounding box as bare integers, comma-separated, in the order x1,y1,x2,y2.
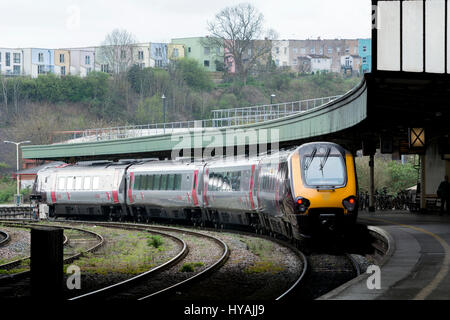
53,95,342,144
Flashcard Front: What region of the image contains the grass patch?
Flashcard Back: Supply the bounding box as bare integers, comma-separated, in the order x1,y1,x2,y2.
147,235,163,249
245,261,284,274
180,262,204,272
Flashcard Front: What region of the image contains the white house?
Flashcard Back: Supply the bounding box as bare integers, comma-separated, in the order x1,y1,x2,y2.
307,54,332,73
272,40,290,67
0,48,24,75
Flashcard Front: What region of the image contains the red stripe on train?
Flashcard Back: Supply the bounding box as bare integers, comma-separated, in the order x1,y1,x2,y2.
249,165,255,210
128,172,134,203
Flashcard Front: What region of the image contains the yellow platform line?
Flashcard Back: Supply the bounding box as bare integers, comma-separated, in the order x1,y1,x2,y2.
362,216,450,300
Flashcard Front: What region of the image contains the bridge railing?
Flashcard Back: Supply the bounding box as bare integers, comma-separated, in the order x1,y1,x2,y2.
54,95,342,144
211,95,341,121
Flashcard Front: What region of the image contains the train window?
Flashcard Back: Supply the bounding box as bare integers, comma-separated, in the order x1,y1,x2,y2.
67,177,74,190
160,174,168,190
153,175,161,190
93,177,100,190
75,177,83,190
231,171,241,191
57,177,66,190
84,177,91,190
167,174,175,190
146,175,153,190
222,173,231,191
134,175,141,190
174,174,182,190
303,156,346,186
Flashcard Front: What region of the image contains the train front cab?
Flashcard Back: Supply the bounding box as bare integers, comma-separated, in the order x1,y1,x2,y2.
289,143,358,237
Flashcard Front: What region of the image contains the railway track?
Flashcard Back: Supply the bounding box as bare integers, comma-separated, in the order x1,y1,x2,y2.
0,230,10,247
0,217,388,301
0,221,104,285
59,221,229,301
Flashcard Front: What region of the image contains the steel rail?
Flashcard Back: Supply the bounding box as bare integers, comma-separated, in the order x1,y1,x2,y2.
68,222,188,300
0,221,104,283
0,230,10,247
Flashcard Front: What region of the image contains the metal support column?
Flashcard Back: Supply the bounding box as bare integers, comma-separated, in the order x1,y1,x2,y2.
369,153,376,212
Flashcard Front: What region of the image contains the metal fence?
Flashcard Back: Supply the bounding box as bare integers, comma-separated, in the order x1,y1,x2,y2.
54,95,342,144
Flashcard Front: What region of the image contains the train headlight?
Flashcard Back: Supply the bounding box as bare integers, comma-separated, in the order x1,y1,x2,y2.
342,196,357,212
296,197,310,213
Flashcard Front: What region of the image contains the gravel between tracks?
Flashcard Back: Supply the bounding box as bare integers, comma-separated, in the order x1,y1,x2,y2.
168,229,304,301
0,226,30,264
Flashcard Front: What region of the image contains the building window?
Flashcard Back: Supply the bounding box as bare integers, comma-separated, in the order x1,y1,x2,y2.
38,65,45,74
275,47,279,54
188,47,191,53
59,54,64,63
216,47,220,55
101,64,109,73
38,52,44,63
204,47,210,55
310,48,315,54
345,47,350,53
293,48,298,54
284,47,287,55
336,47,341,53
138,51,144,60
86,67,92,74
13,53,20,64
6,52,10,66
363,57,367,63
13,65,20,75
363,46,367,52
85,55,90,65
120,50,126,59
172,48,179,58
328,48,333,54
293,59,297,65
61,66,66,76
204,60,210,67
319,48,323,54
248,48,252,56
301,48,306,54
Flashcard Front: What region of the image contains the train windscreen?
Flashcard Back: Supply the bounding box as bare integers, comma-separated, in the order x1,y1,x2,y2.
300,144,347,188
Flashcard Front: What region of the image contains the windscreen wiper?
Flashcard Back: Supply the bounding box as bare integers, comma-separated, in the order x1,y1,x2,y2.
304,147,317,171
319,147,331,175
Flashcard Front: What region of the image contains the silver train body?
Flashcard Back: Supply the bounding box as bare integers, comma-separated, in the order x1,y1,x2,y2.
32,143,358,239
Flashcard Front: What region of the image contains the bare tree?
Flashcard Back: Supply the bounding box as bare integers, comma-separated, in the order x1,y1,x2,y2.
98,29,137,74
0,76,8,116
205,3,278,83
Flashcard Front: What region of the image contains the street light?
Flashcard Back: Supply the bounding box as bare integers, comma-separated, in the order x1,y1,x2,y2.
270,94,276,105
161,94,166,134
4,140,31,206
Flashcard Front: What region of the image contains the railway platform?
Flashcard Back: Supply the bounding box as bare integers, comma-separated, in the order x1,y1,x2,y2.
321,210,450,300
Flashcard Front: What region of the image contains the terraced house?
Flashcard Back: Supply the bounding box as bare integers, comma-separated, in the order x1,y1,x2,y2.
172,37,224,72
0,48,23,75
22,48,54,78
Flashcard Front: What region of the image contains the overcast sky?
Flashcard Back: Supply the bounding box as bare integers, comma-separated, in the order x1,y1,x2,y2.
0,0,372,48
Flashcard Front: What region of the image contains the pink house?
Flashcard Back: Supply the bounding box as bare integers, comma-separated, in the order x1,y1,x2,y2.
224,40,236,74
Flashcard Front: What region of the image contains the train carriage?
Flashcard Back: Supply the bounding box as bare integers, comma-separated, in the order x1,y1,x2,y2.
33,161,130,219
126,160,204,223
202,157,260,229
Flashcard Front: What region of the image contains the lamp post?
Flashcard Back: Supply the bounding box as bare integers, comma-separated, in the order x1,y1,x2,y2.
4,140,31,206
161,94,166,134
270,94,276,105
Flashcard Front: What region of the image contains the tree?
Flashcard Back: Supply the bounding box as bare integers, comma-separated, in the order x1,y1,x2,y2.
206,3,278,83
98,29,137,74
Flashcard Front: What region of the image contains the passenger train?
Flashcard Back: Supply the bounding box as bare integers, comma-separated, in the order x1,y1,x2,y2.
31,142,358,239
